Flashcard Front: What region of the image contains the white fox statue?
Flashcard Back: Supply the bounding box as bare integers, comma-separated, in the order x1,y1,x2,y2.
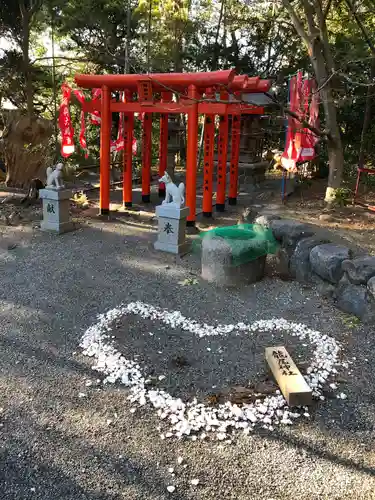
159,172,185,208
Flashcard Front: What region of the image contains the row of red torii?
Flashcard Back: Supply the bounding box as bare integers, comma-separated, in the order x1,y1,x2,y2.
74,69,271,226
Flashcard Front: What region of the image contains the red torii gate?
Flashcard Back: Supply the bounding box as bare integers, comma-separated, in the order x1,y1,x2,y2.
74,70,270,225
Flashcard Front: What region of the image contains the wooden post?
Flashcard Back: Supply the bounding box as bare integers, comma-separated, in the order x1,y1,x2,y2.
141,113,152,203
265,346,312,407
229,113,241,205
216,109,229,211
202,114,215,217
186,84,199,226
99,85,111,215
122,112,134,208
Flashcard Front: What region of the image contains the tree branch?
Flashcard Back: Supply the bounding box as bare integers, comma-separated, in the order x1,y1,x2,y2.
344,0,375,55
281,0,311,48
313,0,335,72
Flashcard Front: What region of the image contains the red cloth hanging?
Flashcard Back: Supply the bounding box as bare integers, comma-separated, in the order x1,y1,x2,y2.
282,72,319,170
73,89,89,158
281,75,299,172
298,79,319,162
132,137,137,156
58,83,75,158
90,88,101,125
115,92,125,152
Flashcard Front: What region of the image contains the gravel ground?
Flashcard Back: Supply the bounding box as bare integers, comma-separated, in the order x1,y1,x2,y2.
114,301,314,404
0,219,374,500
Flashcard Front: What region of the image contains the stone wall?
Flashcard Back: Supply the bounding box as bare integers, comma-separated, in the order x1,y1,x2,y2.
255,215,375,324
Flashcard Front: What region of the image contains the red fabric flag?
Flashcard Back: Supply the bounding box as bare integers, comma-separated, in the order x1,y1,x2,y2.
132,137,137,156
298,79,319,162
293,72,304,155
73,89,89,158
58,83,75,158
115,92,125,152
281,76,298,172
90,88,101,125
282,73,319,169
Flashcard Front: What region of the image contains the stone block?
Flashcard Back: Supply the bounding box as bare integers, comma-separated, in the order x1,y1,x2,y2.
342,256,375,285
290,237,330,282
201,236,266,286
336,277,375,323
310,244,351,284
154,205,190,255
39,188,74,234
265,346,312,407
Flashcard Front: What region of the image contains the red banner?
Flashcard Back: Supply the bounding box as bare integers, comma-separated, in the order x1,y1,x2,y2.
281,72,319,170
58,83,75,158
281,75,298,172
132,137,137,156
115,92,125,152
90,88,101,125
73,89,88,158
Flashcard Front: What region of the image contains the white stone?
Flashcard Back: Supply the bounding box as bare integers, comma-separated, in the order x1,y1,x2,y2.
80,301,342,441
166,485,176,493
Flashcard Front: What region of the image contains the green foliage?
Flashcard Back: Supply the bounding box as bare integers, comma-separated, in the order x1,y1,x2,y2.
341,314,361,329
333,187,352,207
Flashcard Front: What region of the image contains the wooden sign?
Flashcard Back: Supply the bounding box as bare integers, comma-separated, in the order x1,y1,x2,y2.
265,346,312,407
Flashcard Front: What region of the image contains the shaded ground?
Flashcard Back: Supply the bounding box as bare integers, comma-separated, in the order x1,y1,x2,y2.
0,205,374,499
114,301,314,403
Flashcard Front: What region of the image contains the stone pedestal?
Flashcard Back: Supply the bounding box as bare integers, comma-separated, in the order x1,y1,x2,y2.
201,236,266,287
39,188,74,234
154,204,190,254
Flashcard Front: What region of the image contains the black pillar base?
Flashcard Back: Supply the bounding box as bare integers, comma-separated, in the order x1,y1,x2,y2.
100,208,110,215
216,203,225,212
142,194,151,203
158,189,166,198
228,197,237,206
186,220,195,227
203,211,212,218
124,202,132,208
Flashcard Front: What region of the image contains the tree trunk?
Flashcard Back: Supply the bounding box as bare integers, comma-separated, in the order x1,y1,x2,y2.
310,39,344,203
2,113,53,188
358,58,375,168
282,0,345,203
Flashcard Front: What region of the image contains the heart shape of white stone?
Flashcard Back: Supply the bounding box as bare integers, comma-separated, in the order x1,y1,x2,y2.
80,301,341,441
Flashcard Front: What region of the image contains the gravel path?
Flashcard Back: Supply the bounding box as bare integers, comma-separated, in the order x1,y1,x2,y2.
0,219,374,500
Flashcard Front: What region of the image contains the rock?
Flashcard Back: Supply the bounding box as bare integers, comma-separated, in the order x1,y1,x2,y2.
201,236,266,286
336,279,375,323
319,213,333,222
269,219,315,243
342,256,375,285
368,276,375,299
310,244,351,283
290,237,330,282
311,274,336,298
274,247,291,279
254,214,281,228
